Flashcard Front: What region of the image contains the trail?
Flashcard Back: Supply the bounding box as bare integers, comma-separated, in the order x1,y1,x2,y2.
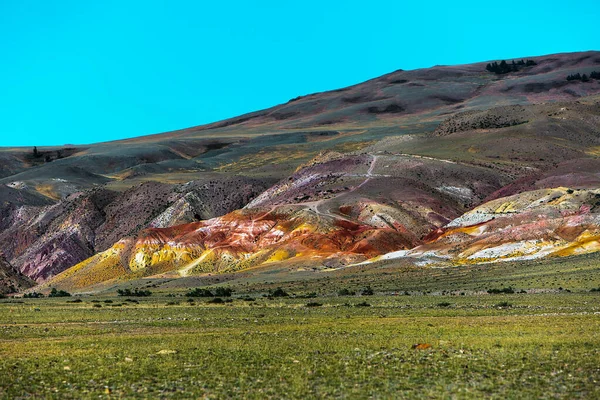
310,154,379,222
245,154,380,228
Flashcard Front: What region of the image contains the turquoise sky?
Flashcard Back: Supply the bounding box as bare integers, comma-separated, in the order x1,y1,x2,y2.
1,1,598,146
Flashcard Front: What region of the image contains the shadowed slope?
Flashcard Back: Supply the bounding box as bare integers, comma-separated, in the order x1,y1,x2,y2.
0,253,32,295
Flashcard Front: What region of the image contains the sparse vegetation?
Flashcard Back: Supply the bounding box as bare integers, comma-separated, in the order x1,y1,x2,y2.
305,302,323,307
214,287,233,297
486,59,536,74
117,288,152,297
2,254,600,399
48,288,71,297
269,287,289,297
23,292,44,298
487,287,515,294
567,71,599,81
186,288,214,297
360,286,374,296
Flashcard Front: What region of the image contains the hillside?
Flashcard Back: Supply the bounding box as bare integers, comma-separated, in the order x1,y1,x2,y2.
2,51,600,290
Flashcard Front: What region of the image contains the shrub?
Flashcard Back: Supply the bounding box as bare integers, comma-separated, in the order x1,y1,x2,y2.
488,287,515,294
214,287,233,297
437,302,452,307
117,288,151,297
186,288,214,297
590,287,600,292
495,302,512,308
337,288,355,296
296,292,317,299
355,301,371,307
23,292,44,298
305,302,323,307
361,286,374,296
486,59,536,74
208,297,225,304
269,288,289,297
49,288,71,298
67,299,83,303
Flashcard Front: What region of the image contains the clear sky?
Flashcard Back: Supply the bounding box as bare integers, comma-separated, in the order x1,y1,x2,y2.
1,1,598,147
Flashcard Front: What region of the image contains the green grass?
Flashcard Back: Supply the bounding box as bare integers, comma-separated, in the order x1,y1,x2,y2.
1,292,599,399
2,255,600,398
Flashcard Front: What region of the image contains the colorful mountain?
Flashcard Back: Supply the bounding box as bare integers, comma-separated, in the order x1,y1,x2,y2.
2,51,600,291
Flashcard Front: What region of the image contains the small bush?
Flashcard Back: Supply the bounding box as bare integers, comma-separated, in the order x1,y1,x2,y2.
361,286,374,296
104,300,113,304
269,288,289,297
208,297,225,304
495,302,512,308
488,287,515,294
67,299,83,303
590,287,600,292
437,302,452,308
93,304,102,308
186,288,214,297
214,287,233,297
296,292,317,299
305,302,323,307
337,288,355,296
49,288,71,298
241,296,255,302
117,288,152,297
355,301,371,307
23,292,44,299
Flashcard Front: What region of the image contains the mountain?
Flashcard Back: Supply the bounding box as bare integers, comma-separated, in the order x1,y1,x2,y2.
2,51,600,289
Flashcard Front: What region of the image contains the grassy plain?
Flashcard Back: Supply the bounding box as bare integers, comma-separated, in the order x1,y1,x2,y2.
1,255,600,399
